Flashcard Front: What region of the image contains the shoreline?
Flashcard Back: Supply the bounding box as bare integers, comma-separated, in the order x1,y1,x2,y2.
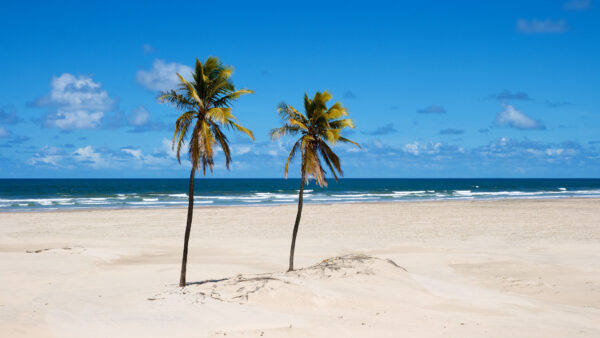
2,195,600,214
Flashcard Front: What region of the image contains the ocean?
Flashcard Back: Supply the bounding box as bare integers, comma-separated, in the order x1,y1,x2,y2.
0,178,599,211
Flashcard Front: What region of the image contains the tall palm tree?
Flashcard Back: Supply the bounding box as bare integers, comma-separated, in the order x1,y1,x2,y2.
271,91,359,271
159,57,254,287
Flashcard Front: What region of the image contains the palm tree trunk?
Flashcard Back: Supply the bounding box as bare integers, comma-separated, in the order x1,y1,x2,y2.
179,168,195,287
288,170,305,272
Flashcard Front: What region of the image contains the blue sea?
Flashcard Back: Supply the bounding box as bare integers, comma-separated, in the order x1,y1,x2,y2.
1,178,599,211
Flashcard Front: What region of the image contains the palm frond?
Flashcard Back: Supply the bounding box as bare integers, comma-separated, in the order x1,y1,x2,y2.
272,91,358,184
284,139,302,178
338,136,361,148
205,107,233,124
270,125,302,140
213,89,254,108
319,140,342,177
158,90,195,111
177,73,203,109
229,121,254,140
158,56,254,174
329,118,355,130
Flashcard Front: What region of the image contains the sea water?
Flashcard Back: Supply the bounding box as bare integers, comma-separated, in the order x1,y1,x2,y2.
0,178,599,211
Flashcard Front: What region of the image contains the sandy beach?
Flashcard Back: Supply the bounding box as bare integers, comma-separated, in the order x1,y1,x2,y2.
1,198,599,337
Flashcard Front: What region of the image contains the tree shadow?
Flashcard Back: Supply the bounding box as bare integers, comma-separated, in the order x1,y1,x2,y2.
186,278,228,286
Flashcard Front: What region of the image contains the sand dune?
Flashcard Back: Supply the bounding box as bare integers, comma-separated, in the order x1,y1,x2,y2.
1,199,599,337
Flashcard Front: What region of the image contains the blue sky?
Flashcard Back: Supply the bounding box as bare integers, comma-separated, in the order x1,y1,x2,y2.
0,0,599,178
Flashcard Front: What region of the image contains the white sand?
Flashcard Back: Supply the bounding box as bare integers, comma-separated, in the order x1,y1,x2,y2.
1,199,599,337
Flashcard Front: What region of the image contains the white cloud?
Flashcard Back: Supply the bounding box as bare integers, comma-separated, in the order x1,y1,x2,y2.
35,73,115,130
125,105,166,133
402,141,442,156
27,146,65,167
121,148,143,159
48,74,112,110
517,19,567,34
48,110,104,130
122,144,177,167
0,126,9,138
128,106,150,126
233,145,252,155
156,138,177,159
136,59,192,91
26,140,181,170
495,104,545,130
403,142,420,155
73,146,108,168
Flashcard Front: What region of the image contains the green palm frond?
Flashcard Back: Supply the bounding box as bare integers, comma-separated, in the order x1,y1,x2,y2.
338,136,361,148
159,56,254,173
270,124,303,140
284,139,302,178
158,90,195,111
273,90,359,187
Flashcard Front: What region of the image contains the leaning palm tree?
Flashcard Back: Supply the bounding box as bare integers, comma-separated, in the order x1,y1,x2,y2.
159,57,254,287
271,91,359,271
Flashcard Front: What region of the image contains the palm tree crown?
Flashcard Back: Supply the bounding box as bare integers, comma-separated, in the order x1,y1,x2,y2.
271,91,359,186
159,57,254,173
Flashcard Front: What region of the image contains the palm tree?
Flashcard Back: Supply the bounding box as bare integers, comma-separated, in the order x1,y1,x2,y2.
271,91,359,271
159,57,254,287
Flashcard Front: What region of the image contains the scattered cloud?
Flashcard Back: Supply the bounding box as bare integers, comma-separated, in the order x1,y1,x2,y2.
27,146,66,167
126,105,167,133
475,138,584,163
332,136,598,176
489,89,532,102
128,106,150,126
142,43,156,54
439,128,464,135
495,104,545,130
73,145,108,168
365,123,398,135
517,19,567,34
121,148,143,159
27,139,180,170
32,73,115,130
563,0,591,11
417,105,446,114
343,91,357,99
0,106,22,125
120,138,195,168
400,141,462,156
46,110,105,130
136,59,193,91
